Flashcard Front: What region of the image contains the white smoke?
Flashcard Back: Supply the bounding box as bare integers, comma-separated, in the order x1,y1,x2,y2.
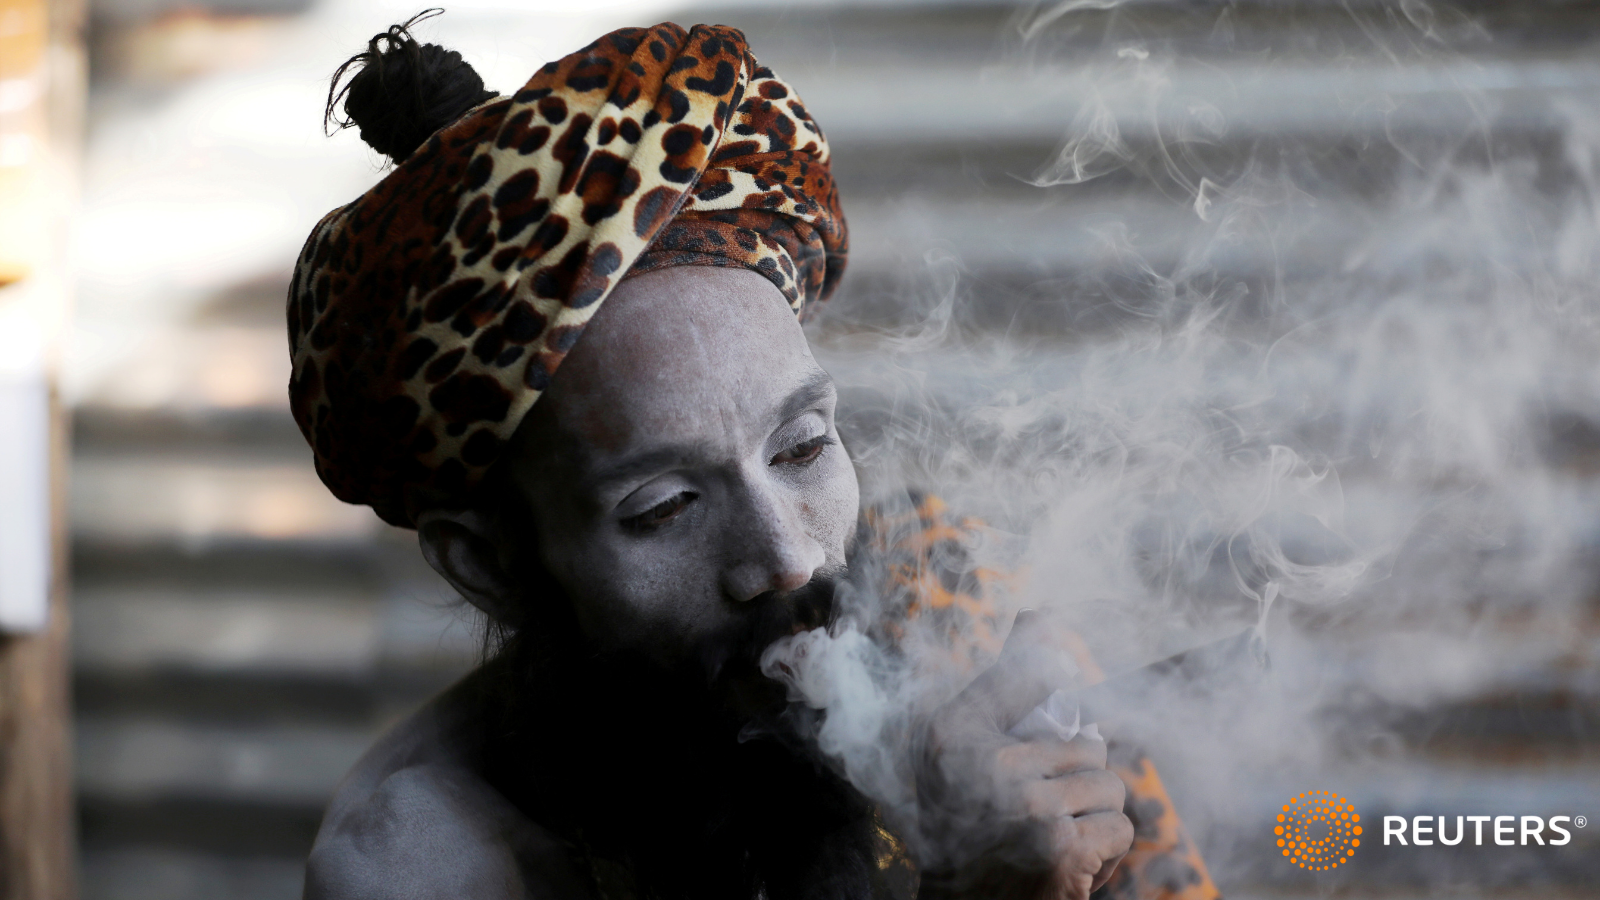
764,0,1600,884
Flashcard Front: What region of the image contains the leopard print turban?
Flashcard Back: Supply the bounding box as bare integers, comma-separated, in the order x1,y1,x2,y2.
288,23,847,528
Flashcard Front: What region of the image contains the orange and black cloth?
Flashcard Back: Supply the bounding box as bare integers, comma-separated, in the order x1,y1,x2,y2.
288,23,847,527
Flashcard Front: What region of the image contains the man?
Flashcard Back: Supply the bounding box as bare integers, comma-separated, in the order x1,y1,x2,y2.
291,18,1146,899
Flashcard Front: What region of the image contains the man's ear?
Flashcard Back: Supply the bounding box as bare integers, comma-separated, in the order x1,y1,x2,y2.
417,508,519,621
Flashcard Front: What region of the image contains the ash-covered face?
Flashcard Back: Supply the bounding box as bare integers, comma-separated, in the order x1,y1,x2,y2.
423,266,859,688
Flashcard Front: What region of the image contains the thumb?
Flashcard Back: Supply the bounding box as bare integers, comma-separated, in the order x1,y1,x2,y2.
953,609,1084,733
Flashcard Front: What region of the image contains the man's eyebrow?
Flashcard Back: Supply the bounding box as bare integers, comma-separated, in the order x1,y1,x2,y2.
775,369,837,425
585,443,703,494
583,370,836,498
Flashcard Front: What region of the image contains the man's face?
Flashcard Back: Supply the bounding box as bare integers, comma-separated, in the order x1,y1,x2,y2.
500,266,860,680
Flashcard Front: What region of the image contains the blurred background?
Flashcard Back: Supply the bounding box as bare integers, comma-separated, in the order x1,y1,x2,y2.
0,0,1596,898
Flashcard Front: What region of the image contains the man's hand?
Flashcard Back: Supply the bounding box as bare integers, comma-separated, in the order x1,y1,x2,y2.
917,611,1134,900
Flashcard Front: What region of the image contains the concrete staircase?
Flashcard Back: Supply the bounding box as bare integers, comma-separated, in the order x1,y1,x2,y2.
70,2,1600,898
71,408,480,898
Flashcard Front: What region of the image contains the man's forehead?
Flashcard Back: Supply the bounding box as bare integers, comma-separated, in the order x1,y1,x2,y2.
551,267,824,453
595,272,809,382
574,365,835,471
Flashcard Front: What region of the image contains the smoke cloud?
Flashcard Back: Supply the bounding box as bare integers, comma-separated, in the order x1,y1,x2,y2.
761,0,1600,884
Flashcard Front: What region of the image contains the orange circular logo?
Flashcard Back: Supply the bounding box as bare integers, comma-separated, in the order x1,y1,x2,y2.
1275,791,1362,870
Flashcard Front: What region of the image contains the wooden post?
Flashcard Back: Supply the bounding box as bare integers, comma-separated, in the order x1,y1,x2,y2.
0,513,74,900
0,0,83,896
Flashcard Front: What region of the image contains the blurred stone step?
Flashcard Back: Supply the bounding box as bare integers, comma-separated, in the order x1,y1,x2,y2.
843,192,1381,278
80,793,322,860
73,404,304,452
697,1,1600,75
70,532,480,722
70,325,292,412
71,452,379,546
71,594,478,728
73,586,382,677
772,52,1600,149
72,539,397,589
75,669,388,730
79,847,305,900
72,583,478,673
76,716,369,808
831,122,1589,215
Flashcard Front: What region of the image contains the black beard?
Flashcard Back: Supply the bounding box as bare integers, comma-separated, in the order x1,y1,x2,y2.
473,564,900,900
687,566,844,723
479,556,845,738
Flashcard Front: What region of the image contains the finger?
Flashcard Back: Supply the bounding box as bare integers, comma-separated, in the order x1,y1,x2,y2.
1091,846,1130,895
1044,811,1133,900
1049,869,1096,900
1021,768,1126,820
994,731,1107,779
1051,810,1135,867
946,609,1083,732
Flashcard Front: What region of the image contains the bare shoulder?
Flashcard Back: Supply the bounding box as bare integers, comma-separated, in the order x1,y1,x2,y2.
303,676,592,900
303,763,589,899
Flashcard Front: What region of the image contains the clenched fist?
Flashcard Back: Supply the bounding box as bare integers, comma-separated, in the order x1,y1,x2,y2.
916,611,1133,900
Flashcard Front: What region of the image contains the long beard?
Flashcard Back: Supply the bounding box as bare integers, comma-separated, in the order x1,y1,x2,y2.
687,566,845,723
476,566,897,900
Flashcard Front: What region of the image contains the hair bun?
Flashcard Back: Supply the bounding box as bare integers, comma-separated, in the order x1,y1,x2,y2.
325,9,498,163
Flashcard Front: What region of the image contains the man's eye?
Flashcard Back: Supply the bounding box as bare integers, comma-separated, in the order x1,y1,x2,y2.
622,492,695,532
771,435,832,466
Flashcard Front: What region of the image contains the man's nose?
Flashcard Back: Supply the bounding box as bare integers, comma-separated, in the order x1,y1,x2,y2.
722,481,825,603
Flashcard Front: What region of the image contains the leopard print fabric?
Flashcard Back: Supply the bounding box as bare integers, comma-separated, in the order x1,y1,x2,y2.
288,23,847,527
